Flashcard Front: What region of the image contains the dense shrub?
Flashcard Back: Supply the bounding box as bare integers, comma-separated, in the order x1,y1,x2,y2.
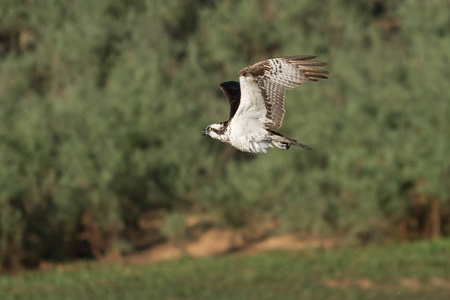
0,0,449,269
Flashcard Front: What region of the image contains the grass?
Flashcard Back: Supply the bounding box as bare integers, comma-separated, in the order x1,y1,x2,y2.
1,239,450,300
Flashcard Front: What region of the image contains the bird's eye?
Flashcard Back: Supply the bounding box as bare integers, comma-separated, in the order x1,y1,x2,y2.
208,127,212,131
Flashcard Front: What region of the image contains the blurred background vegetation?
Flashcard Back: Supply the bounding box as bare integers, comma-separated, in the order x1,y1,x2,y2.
0,0,449,271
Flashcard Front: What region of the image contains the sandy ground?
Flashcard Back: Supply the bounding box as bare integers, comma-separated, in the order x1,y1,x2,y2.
104,229,336,265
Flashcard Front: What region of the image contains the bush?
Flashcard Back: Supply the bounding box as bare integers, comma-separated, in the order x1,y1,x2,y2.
0,0,449,270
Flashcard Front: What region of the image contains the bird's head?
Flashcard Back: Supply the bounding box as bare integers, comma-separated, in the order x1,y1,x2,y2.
202,123,229,142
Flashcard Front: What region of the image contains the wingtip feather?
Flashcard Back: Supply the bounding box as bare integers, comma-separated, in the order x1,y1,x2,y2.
283,55,317,61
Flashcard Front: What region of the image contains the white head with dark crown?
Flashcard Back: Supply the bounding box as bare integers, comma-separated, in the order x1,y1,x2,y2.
202,122,229,143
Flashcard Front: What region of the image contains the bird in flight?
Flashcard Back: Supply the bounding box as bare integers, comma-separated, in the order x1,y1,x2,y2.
202,55,328,154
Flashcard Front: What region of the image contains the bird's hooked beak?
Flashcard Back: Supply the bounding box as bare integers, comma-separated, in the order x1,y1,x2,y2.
202,130,208,136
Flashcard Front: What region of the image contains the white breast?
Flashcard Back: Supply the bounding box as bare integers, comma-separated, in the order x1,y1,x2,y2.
226,76,273,154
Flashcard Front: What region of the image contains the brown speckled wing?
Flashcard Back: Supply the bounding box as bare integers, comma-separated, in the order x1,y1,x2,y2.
238,55,328,131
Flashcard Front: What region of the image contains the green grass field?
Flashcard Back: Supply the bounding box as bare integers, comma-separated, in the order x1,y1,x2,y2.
1,239,449,300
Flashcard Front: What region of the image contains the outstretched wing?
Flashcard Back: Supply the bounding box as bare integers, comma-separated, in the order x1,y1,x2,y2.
219,81,241,120
236,55,328,131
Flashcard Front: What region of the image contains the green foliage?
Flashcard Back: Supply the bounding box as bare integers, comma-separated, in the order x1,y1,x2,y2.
1,239,450,299
0,0,449,267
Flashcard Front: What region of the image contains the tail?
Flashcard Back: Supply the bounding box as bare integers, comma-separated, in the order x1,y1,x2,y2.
269,131,311,151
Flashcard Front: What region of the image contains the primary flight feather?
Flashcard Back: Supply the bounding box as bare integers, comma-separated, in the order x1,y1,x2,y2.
202,55,328,154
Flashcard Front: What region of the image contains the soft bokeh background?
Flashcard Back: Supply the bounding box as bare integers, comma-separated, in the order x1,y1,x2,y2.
0,0,449,277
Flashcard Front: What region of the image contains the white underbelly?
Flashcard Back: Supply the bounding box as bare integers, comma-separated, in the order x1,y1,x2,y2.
228,76,273,154
228,118,272,154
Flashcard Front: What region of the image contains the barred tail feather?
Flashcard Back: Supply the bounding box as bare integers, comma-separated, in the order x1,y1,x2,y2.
269,131,311,151
286,137,311,150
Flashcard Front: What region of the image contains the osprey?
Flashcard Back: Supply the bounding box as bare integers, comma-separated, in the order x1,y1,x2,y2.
202,55,328,154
